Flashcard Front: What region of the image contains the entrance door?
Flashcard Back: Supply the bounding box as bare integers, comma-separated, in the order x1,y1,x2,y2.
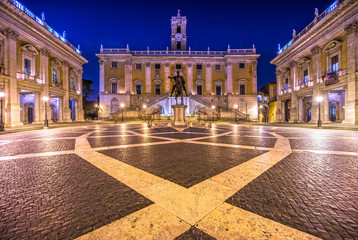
28,107,33,123
306,109,311,122
330,106,336,122
284,101,291,122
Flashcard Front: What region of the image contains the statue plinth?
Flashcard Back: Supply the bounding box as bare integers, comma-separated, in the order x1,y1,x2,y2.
172,105,187,126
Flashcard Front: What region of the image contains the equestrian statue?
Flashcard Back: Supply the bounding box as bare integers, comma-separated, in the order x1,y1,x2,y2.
168,71,188,105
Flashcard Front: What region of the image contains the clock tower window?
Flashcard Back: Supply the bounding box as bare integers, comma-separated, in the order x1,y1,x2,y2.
177,25,181,33
177,42,181,50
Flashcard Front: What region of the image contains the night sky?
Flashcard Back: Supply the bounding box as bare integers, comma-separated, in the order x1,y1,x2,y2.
17,0,335,99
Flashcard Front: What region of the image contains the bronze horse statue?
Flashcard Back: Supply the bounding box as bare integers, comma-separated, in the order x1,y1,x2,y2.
169,71,188,105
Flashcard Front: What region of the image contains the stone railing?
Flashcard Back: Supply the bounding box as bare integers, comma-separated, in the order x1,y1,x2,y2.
297,80,313,89
280,87,292,95
100,48,256,56
16,72,44,84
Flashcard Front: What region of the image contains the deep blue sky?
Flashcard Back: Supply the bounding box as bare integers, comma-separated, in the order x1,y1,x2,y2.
18,0,334,99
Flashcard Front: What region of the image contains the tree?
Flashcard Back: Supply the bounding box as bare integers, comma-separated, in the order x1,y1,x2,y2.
82,79,97,120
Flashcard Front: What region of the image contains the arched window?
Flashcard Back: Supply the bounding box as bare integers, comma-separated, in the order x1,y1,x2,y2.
257,95,262,102
214,81,223,95
177,25,181,33
51,59,62,85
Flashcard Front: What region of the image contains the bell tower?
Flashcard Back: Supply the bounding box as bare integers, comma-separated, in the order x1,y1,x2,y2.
171,9,187,51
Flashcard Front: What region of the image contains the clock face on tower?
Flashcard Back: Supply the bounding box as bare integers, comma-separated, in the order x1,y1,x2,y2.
175,33,183,41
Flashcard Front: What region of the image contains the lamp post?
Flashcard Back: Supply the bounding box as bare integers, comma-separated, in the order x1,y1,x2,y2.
143,104,147,123
120,103,125,123
211,105,215,122
234,104,238,124
43,96,49,128
0,91,5,131
316,96,323,128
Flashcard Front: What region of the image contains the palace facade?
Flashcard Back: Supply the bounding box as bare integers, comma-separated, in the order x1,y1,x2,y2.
97,11,260,120
271,0,358,124
0,0,87,127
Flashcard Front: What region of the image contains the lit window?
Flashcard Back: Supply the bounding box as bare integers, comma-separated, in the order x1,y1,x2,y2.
176,64,182,70
216,85,222,95
52,70,57,83
196,64,202,70
111,62,118,68
197,85,203,95
155,85,161,95
215,65,221,71
303,69,308,83
257,95,262,102
285,78,289,89
264,97,268,102
331,55,339,72
154,64,161,70
111,82,118,93
136,85,142,94
135,64,142,70
239,63,245,69
24,58,31,75
70,77,74,89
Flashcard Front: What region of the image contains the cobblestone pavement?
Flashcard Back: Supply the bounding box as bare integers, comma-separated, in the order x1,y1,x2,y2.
0,123,357,239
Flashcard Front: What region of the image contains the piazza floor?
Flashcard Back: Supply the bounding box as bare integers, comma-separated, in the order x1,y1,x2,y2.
0,123,357,240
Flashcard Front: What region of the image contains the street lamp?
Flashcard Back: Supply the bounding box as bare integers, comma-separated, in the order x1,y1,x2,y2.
43,96,49,128
233,104,238,124
0,91,5,131
120,103,125,123
211,105,215,122
316,96,323,128
143,104,147,123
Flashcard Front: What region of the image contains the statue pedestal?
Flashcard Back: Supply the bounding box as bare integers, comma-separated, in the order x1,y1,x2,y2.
172,105,187,126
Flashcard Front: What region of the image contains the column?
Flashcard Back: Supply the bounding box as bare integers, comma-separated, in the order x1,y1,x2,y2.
40,48,50,122
275,70,282,95
251,60,258,94
4,29,21,126
289,61,298,122
205,64,212,95
164,63,170,93
226,63,233,95
297,97,304,122
311,46,321,85
62,61,71,121
343,22,358,124
34,92,41,123
276,98,282,122
187,63,193,94
145,63,151,94
323,91,330,123
281,101,286,122
58,97,64,122
77,70,84,120
99,58,105,93
125,60,132,93
310,86,320,123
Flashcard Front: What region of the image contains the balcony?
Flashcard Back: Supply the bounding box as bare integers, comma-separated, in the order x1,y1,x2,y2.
280,87,292,95
17,72,44,84
321,69,347,86
298,80,313,89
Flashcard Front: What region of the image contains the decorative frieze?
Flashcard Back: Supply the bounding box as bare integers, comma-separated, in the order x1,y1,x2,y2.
5,28,18,40
310,46,320,56
345,22,358,35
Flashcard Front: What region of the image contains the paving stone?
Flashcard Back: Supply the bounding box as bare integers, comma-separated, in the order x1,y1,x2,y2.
87,135,167,148
226,153,358,240
0,154,152,239
100,142,267,188
196,136,277,148
174,227,216,240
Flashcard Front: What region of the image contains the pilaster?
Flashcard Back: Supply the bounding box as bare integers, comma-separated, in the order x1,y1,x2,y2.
145,63,151,94
275,69,282,95
125,60,132,93
187,63,193,94
311,46,321,84
164,63,170,93
297,97,304,123
251,61,257,94
226,63,233,95
205,64,212,95
289,61,298,122
322,91,330,123
99,58,105,93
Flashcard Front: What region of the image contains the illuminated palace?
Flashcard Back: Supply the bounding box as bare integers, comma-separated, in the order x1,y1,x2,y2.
0,0,87,127
97,10,260,120
271,0,358,124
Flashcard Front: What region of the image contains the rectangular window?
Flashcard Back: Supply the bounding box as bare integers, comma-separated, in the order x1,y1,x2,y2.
215,65,221,71
52,70,57,83
216,85,222,95
303,69,308,83
154,64,161,70
111,62,118,68
112,82,118,93
197,85,203,95
285,78,289,89
135,64,142,70
196,64,202,70
155,85,161,95
264,97,268,102
239,63,246,69
176,64,182,70
240,85,245,95
331,55,339,72
136,85,142,94
70,77,74,89
24,58,31,75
